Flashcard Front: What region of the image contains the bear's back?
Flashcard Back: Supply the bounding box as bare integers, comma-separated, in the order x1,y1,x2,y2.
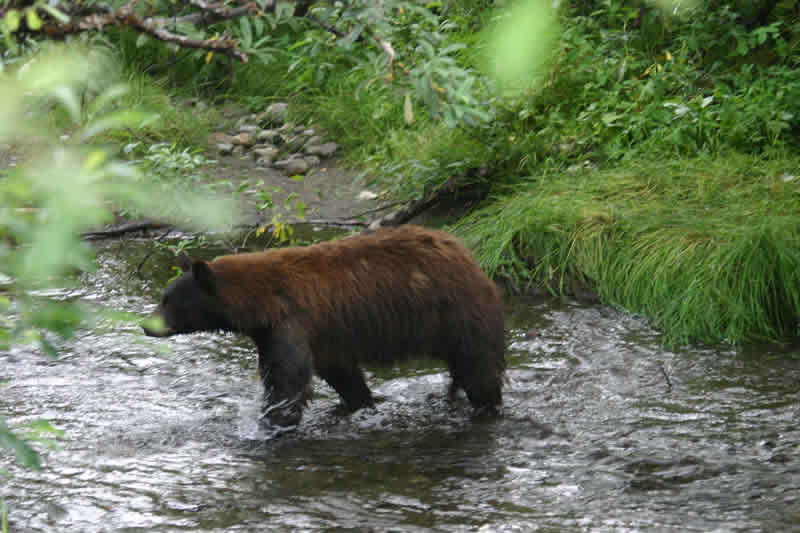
206,225,502,359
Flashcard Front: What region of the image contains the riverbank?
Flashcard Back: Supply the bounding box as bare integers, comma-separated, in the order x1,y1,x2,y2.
101,1,800,346
453,154,800,345
103,91,800,345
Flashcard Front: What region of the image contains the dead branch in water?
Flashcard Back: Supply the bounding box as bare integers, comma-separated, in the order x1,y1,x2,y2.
82,220,173,240
367,174,469,231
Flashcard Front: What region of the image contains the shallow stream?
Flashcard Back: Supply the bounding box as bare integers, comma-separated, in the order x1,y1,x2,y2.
2,237,800,532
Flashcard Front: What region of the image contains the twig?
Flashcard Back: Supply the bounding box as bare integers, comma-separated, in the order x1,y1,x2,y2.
305,14,349,39
134,226,174,277
348,201,405,219
304,12,395,73
659,362,673,394
43,2,257,62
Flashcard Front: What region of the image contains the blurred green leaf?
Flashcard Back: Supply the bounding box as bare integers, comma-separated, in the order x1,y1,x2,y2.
484,0,559,96
0,420,41,469
295,201,306,219
141,316,168,335
29,302,83,339
25,8,42,31
79,110,159,141
38,4,70,23
0,43,243,476
5,9,21,32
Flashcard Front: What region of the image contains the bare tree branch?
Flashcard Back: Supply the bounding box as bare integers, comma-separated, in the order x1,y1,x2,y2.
41,1,262,62
14,0,397,72
82,219,172,240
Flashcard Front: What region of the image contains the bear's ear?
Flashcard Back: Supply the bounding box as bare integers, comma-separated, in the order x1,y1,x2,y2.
191,259,215,292
176,251,193,273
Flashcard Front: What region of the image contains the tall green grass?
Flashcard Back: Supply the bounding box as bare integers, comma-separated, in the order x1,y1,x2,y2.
455,155,800,344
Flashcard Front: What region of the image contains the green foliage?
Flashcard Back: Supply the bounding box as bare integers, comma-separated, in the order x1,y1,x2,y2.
1,2,67,54
248,176,309,246
0,419,40,469
112,73,223,148
0,44,239,468
293,0,800,199
483,0,559,96
105,0,493,130
134,142,214,175
363,123,496,200
455,155,800,344
495,0,800,170
0,419,63,469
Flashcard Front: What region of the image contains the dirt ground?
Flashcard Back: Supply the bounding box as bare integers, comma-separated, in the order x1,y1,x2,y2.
206,148,382,228
199,103,384,229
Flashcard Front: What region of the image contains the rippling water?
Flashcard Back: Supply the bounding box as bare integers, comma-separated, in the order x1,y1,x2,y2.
2,239,800,532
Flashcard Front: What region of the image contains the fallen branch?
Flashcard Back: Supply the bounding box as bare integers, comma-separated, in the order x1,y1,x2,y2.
304,217,368,229
82,220,173,240
367,175,466,231
82,216,368,241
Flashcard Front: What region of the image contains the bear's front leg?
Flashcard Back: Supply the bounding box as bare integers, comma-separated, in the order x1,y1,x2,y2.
251,325,313,429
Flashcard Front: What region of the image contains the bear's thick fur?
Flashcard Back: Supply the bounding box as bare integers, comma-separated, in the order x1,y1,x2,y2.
143,225,505,427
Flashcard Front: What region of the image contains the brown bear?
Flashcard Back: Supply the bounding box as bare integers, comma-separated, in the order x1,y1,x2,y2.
143,225,505,428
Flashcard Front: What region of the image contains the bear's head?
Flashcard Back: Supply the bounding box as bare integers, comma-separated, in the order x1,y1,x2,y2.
142,252,232,337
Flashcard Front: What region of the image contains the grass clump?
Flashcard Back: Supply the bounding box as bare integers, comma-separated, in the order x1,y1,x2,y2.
455,155,800,344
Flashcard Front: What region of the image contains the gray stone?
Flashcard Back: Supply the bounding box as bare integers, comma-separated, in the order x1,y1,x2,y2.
303,135,323,148
232,145,245,157
566,160,596,173
231,133,254,146
257,129,282,144
284,158,311,175
285,134,309,152
356,190,378,201
304,142,338,158
273,157,311,175
253,146,280,162
235,114,257,128
238,124,259,134
209,132,235,145
216,143,233,155
258,102,289,127
302,128,315,136
304,155,321,168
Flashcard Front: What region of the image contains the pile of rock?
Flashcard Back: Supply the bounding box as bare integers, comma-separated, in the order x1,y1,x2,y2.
209,102,338,176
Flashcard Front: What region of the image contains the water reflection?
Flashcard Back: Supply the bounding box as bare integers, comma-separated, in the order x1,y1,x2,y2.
1,241,799,532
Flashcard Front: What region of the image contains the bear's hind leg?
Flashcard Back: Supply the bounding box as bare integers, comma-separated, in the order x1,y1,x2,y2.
252,327,313,428
317,360,374,413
